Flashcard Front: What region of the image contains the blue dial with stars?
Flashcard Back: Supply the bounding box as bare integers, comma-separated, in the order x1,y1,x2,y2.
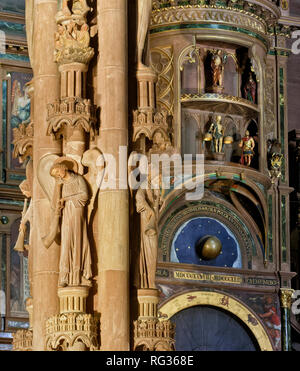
170,217,242,268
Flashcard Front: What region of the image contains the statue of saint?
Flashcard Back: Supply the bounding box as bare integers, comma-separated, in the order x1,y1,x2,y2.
135,175,160,289
243,72,257,103
49,159,92,287
239,130,256,166
211,50,226,88
208,115,224,153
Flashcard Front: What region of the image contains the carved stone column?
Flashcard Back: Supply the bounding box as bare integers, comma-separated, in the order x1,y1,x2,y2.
96,0,130,351
43,0,100,351
31,0,61,351
131,1,176,351
280,288,294,351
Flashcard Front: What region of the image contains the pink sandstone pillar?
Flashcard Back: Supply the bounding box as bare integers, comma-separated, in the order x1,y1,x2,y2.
96,0,130,350
31,0,61,350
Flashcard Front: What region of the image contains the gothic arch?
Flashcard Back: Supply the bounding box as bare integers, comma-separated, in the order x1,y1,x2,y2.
158,290,273,351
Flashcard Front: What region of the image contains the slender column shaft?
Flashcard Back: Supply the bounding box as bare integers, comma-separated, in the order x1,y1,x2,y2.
31,0,61,350
96,0,130,350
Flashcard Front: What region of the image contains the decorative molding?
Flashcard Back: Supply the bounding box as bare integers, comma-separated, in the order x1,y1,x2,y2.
150,46,174,115
151,5,268,36
47,96,96,140
45,312,99,351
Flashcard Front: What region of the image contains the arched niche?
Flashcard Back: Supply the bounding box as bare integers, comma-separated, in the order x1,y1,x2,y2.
158,198,264,270
223,54,239,97
181,111,199,157
223,116,238,162
180,46,205,95
158,291,274,351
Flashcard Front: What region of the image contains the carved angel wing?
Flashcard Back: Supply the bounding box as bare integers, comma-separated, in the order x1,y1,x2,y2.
37,153,60,202
82,147,105,224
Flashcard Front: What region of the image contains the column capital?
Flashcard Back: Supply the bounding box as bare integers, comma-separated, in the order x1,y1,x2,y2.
280,288,294,309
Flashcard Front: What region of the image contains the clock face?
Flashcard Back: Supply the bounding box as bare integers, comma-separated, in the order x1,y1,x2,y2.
170,217,241,268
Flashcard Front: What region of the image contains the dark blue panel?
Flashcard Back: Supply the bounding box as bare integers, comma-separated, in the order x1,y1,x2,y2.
172,306,259,351
171,217,241,268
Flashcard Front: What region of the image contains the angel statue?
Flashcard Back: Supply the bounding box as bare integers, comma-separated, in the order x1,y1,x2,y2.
135,170,161,289
38,156,92,287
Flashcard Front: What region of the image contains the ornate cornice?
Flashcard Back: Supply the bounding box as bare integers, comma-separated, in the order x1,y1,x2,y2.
151,1,280,30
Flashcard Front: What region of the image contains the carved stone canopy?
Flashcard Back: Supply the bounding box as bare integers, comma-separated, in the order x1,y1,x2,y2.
12,122,34,163
47,97,97,140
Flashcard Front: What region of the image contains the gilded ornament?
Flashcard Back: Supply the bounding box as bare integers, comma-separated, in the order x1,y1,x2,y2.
280,289,294,309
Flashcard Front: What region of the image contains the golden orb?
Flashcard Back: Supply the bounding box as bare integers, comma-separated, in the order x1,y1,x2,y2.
199,236,222,260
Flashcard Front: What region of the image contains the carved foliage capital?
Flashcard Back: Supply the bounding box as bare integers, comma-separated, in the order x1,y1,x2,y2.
280,288,294,309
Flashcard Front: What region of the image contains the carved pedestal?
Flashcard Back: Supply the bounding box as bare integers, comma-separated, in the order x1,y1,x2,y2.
13,330,33,351
45,286,99,351
207,152,225,162
133,289,175,351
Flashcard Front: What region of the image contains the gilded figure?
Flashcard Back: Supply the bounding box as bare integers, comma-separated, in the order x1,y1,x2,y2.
239,130,255,166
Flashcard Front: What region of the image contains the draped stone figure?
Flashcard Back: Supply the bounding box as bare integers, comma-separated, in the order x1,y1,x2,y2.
137,0,153,68
48,158,92,287
136,181,160,289
25,0,34,66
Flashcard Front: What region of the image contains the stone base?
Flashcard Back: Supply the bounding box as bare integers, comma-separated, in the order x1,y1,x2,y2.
58,286,90,314
207,86,224,94
13,329,33,351
133,319,175,351
206,152,225,162
137,288,159,320
45,312,99,351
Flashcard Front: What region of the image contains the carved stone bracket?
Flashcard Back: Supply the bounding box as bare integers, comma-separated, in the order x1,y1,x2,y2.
12,121,34,163
12,330,33,351
133,289,175,351
45,312,99,351
45,286,100,351
47,97,97,140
